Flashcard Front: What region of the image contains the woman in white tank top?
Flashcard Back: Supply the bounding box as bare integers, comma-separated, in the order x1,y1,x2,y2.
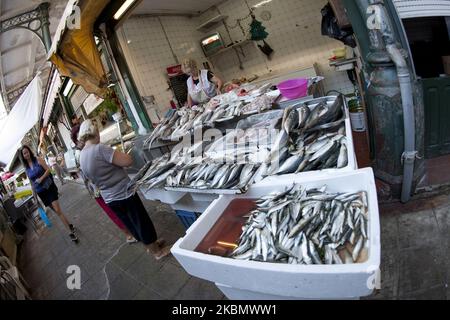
182,58,223,107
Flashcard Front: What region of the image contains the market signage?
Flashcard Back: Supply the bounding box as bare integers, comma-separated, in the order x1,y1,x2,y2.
83,94,104,115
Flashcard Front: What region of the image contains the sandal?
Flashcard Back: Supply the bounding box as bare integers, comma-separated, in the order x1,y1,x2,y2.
126,236,138,244
153,245,172,261
156,238,166,247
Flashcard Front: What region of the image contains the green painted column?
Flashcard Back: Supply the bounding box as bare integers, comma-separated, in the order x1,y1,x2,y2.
343,0,425,197
105,29,153,134
38,2,52,53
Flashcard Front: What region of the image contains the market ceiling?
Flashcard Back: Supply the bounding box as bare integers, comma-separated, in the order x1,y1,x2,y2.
0,0,68,111
133,0,226,15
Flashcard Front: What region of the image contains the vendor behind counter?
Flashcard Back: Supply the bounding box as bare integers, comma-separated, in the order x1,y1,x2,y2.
182,58,223,107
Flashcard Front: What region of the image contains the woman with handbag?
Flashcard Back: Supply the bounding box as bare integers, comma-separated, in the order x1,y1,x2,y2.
19,145,78,243
182,58,223,107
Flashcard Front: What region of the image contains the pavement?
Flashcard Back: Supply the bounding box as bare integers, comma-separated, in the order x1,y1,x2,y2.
17,180,449,300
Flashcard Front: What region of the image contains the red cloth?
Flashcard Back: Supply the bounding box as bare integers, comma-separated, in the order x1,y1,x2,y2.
95,197,126,231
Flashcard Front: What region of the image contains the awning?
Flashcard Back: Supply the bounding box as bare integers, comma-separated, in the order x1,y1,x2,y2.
0,76,43,168
42,70,63,127
47,0,110,97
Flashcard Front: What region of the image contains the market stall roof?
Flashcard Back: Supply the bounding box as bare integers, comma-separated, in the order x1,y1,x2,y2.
42,69,62,127
47,0,110,97
0,0,68,112
393,0,450,18
1,172,14,181
0,75,43,168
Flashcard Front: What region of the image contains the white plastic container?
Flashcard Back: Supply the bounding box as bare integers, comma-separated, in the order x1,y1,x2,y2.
171,168,380,299
165,187,238,203
254,100,358,186
169,194,214,213
350,110,366,132
215,283,359,300
141,188,186,205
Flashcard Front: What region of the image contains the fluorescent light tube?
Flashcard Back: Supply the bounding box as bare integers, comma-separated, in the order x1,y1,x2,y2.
114,0,136,20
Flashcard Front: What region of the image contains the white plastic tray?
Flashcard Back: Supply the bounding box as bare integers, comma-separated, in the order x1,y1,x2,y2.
171,168,380,299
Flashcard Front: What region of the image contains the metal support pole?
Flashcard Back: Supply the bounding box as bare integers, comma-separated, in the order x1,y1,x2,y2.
38,3,52,53
116,120,125,152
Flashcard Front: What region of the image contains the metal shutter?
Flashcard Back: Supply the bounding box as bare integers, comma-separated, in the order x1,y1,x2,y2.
393,0,450,19
70,86,89,110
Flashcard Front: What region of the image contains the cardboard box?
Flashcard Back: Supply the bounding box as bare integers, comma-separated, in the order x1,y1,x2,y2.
443,56,450,75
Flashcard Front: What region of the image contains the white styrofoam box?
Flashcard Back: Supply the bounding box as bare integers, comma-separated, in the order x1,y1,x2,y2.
166,187,238,203
169,194,213,214
141,188,186,205
216,283,297,300
262,95,358,183
215,283,359,300
171,168,380,299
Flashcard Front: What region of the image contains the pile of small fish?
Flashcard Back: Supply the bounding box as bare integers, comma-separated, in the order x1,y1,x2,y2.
205,102,243,123
240,94,276,115
263,98,349,176
144,84,280,148
230,185,369,264
166,162,261,191
144,106,208,148
136,154,177,191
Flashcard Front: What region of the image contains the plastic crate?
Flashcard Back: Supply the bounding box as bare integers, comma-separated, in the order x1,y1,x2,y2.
175,210,201,230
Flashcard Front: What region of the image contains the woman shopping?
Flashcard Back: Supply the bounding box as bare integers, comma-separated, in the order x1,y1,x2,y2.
19,146,78,243
78,120,171,260
182,58,223,107
80,170,137,244
47,151,65,185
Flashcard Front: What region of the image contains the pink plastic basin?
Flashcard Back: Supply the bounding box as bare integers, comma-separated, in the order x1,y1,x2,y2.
277,78,309,100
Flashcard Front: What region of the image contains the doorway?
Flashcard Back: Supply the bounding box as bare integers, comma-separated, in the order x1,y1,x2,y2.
403,16,450,159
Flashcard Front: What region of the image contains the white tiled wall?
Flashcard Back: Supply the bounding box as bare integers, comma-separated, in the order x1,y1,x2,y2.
200,0,355,93
119,16,208,118
119,0,355,118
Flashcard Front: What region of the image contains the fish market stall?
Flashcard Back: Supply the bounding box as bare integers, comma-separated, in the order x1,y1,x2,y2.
136,93,356,200
133,76,359,237
171,168,381,300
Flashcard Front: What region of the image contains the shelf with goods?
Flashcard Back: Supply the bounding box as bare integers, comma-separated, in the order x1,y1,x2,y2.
207,39,253,59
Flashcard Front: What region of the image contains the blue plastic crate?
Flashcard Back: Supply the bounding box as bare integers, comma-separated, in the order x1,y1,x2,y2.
175,210,201,230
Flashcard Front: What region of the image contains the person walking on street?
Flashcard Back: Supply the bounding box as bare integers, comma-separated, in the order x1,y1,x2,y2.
19,145,78,243
78,120,171,260
47,152,65,185
71,115,83,150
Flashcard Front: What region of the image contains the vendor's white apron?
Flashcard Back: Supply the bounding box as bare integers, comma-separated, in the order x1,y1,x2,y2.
187,70,216,105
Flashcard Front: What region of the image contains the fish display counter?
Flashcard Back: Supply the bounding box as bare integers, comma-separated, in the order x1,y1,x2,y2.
170,168,381,299
136,94,357,210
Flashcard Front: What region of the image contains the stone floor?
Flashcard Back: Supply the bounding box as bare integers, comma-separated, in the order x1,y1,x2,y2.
17,180,449,300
